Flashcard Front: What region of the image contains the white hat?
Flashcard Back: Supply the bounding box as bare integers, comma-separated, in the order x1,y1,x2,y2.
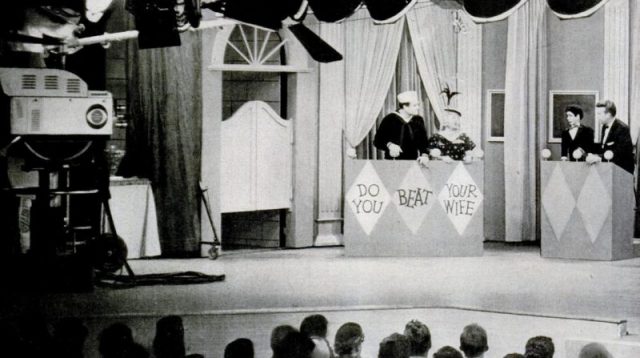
397,91,418,104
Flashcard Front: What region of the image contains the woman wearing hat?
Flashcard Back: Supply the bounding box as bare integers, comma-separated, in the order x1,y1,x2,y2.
373,91,430,165
427,109,476,162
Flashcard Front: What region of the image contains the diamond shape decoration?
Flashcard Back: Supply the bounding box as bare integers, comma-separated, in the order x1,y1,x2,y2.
392,163,436,233
438,163,483,235
542,163,576,240
346,161,390,235
576,167,611,242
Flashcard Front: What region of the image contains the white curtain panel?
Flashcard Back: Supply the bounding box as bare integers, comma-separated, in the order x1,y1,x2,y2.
632,0,640,144
343,10,405,150
406,2,458,127
503,0,547,242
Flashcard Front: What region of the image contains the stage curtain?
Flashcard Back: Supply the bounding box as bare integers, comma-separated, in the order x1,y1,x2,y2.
547,0,609,19
631,0,640,236
603,0,630,126
407,2,458,127
463,1,608,22
343,9,405,152
456,9,483,145
503,0,547,242
356,24,435,160
120,31,203,257
463,0,528,23
632,0,640,145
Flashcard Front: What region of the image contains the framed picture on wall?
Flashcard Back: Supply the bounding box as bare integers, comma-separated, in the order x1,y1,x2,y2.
486,90,505,142
548,90,599,144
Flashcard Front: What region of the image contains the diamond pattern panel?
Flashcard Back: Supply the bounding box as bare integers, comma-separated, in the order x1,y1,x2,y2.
577,167,611,243
542,164,576,240
346,161,390,235
438,163,483,235
392,163,436,233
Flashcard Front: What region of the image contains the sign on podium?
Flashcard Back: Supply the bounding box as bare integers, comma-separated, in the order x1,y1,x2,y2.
541,161,634,260
344,160,484,257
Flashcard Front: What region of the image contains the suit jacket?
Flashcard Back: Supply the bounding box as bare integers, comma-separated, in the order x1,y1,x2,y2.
597,119,634,174
561,125,594,161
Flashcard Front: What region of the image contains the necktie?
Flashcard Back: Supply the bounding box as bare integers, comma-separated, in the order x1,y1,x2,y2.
601,125,609,146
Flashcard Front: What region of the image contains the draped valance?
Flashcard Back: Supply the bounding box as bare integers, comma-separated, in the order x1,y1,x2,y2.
462,0,609,22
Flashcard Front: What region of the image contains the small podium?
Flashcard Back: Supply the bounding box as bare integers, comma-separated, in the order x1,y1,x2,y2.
541,161,634,260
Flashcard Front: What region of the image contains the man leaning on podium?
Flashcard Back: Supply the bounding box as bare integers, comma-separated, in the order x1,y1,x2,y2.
585,100,635,174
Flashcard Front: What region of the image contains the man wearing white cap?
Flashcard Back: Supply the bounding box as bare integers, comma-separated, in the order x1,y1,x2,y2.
374,91,429,164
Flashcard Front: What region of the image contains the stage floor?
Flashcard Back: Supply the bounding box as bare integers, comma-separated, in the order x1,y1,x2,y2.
4,242,640,332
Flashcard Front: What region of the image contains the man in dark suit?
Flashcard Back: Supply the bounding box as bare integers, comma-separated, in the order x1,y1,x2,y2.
560,105,594,161
587,100,634,173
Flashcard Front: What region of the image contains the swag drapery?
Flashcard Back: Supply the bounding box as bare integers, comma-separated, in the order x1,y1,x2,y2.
357,24,436,160
463,0,610,22
349,2,464,158
406,2,458,132
120,31,203,257
343,10,405,155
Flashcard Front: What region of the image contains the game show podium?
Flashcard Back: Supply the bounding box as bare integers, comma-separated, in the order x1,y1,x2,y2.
541,161,635,260
344,160,484,257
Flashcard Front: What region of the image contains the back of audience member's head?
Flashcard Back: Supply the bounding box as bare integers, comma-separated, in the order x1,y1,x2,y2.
524,336,554,358
278,330,315,358
153,315,186,358
98,322,134,358
271,325,297,356
404,320,431,357
225,338,254,358
459,324,488,358
52,317,89,358
378,333,411,358
301,314,329,338
503,354,525,358
335,322,365,357
578,342,612,358
434,346,464,358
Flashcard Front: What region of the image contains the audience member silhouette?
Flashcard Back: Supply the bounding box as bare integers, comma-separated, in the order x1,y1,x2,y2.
459,324,489,358
51,317,89,358
334,322,365,358
378,333,411,358
271,325,297,358
98,322,149,358
403,320,431,358
275,330,316,358
578,342,612,358
433,346,464,358
524,336,554,358
300,314,335,358
153,315,186,358
503,354,525,358
224,338,255,358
